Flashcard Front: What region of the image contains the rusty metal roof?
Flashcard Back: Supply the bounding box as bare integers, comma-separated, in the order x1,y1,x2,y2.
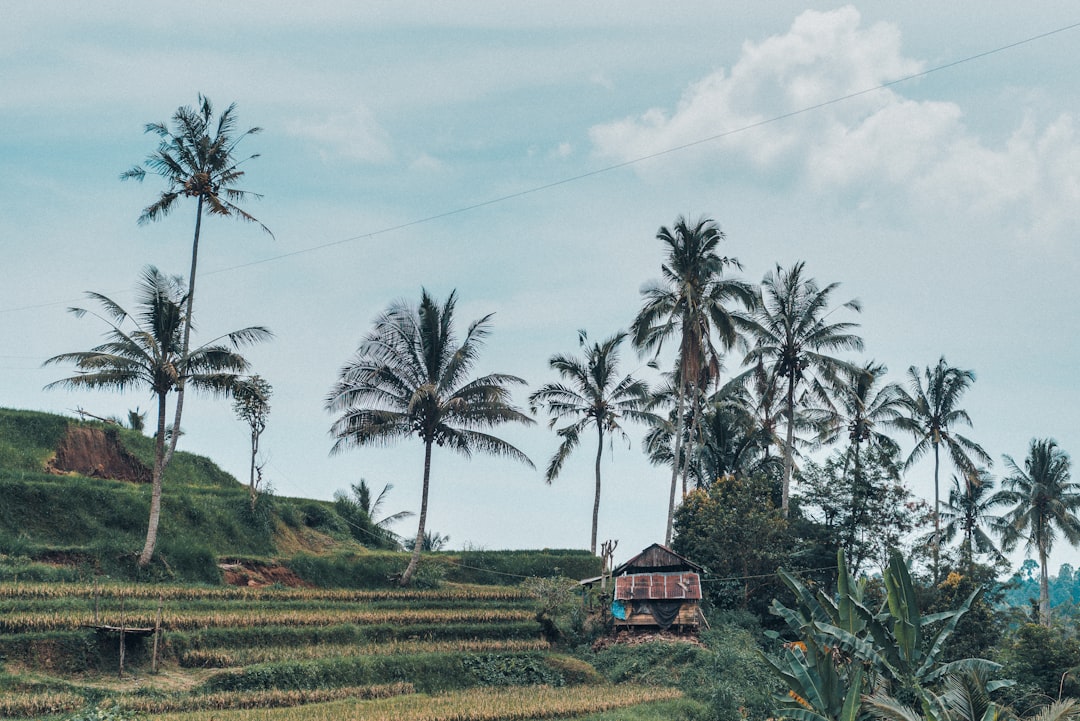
614,572,702,601
612,543,703,575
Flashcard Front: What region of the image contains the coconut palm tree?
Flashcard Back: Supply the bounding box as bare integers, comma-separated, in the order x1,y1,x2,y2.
809,361,904,547
325,289,534,586
529,330,653,554
122,95,271,477
741,261,863,515
935,470,1008,575
44,266,271,566
894,357,991,581
631,215,755,544
996,438,1080,626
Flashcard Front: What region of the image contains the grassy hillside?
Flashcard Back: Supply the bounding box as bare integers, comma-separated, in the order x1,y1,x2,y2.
0,408,600,586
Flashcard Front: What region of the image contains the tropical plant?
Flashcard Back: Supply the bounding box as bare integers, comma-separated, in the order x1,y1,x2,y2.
865,667,1079,721
631,215,755,544
334,479,414,549
741,261,864,515
766,550,998,721
122,95,270,490
232,374,272,508
325,289,534,586
529,330,652,553
997,439,1080,626
44,266,271,566
894,358,991,582
934,471,1008,575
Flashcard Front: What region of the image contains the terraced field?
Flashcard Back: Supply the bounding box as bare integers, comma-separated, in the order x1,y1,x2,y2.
0,581,688,720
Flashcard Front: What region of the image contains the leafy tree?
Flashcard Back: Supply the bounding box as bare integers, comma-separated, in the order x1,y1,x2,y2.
404,530,450,552
796,446,926,577
44,266,271,566
741,261,864,515
232,374,272,509
673,474,792,617
325,289,534,586
999,623,1080,702
894,358,991,582
122,95,270,489
997,439,1080,626
529,330,652,554
631,215,755,544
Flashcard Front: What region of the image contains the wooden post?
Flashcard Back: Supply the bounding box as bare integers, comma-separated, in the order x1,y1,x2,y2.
118,594,125,680
151,593,163,674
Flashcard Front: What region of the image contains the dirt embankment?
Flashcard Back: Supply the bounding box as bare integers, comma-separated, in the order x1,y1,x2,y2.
46,426,151,484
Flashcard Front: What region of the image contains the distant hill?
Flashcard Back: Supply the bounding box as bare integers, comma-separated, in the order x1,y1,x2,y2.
0,408,600,586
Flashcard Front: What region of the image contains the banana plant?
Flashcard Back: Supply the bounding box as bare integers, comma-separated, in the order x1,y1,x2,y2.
767,550,1003,720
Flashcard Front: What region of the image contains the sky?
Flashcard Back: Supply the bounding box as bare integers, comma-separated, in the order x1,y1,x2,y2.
2,3,1079,573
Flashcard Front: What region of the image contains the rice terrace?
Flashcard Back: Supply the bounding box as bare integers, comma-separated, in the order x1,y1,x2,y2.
5,5,1080,721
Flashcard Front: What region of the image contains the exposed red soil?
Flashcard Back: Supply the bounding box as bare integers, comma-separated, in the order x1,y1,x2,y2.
46,426,151,483
591,629,704,650
218,559,312,587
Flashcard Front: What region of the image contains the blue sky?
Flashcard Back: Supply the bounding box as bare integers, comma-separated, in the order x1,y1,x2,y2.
2,3,1079,572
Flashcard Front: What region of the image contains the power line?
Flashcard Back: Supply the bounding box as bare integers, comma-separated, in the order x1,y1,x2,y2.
2,19,1077,318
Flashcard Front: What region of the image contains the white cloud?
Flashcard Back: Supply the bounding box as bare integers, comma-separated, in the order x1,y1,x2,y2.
589,5,1080,238
286,106,394,164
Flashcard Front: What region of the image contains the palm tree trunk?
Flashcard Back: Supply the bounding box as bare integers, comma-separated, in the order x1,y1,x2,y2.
163,197,203,469
401,439,433,586
782,372,796,516
591,425,603,555
666,382,687,546
932,440,941,582
1039,540,1051,626
683,385,702,495
138,390,169,566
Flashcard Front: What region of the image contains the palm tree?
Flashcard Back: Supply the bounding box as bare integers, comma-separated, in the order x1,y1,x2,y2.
325,289,534,586
741,261,864,515
810,361,904,547
122,95,271,480
529,330,653,554
894,357,991,581
996,438,1080,626
631,215,755,544
44,266,271,566
935,470,1008,575
334,479,414,549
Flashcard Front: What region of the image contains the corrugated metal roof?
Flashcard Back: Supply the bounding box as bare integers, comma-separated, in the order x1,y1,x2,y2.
614,572,702,601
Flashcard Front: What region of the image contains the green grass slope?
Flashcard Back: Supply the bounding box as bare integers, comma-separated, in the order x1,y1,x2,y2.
0,408,600,586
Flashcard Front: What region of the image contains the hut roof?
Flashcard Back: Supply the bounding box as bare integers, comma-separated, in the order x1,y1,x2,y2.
612,543,703,576
614,572,702,601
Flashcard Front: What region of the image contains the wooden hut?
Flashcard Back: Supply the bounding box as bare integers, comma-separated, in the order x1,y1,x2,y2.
610,543,703,631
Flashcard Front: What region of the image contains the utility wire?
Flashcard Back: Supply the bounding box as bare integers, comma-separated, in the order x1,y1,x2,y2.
1,20,1077,317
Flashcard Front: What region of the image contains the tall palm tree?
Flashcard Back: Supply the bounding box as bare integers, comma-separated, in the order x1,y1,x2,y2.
122,95,271,477
631,215,755,544
810,361,904,546
529,330,653,554
44,266,271,566
997,438,1080,626
325,289,534,586
894,357,991,581
741,261,863,515
936,471,1008,575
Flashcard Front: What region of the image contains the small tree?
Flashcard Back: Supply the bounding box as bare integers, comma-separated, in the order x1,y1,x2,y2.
232,375,272,509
